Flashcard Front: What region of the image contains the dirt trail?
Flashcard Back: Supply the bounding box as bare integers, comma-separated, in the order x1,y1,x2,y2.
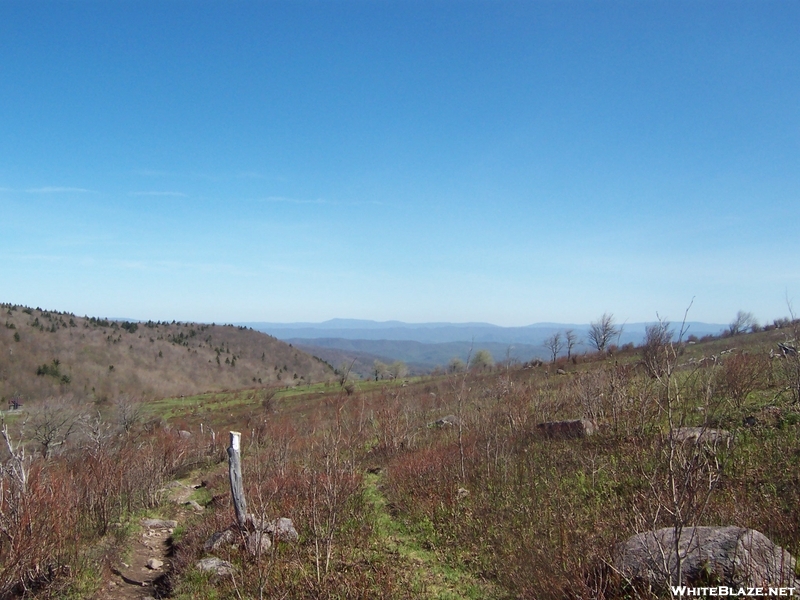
96,481,202,600
96,521,173,600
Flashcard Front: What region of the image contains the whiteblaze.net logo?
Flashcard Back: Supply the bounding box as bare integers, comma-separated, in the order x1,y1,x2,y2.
671,586,796,597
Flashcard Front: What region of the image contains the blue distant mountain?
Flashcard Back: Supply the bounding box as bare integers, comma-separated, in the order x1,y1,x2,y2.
241,319,726,347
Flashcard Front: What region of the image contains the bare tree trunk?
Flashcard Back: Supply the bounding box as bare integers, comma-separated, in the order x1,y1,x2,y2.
228,431,248,527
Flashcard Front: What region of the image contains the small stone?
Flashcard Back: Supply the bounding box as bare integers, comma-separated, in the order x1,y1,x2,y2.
146,558,163,570
185,500,204,512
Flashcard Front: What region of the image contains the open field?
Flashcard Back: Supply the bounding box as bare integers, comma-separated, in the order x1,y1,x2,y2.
0,314,799,598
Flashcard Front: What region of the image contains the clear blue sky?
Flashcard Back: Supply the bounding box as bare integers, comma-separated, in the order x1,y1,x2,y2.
1,1,798,326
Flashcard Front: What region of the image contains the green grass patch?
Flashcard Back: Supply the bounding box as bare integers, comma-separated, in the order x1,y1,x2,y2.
363,472,499,600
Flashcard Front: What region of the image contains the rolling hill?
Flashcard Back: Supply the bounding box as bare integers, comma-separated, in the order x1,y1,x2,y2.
0,303,334,405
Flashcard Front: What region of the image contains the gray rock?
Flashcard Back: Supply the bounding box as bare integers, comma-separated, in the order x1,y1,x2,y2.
195,557,234,576
203,528,236,552
141,518,178,529
246,530,272,555
430,415,459,428
185,500,204,512
537,419,597,439
245,514,299,542
265,517,299,542
615,526,799,591
146,558,163,570
178,430,192,439
671,427,731,446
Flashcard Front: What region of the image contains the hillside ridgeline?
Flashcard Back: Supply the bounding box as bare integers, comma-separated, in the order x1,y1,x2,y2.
0,303,334,404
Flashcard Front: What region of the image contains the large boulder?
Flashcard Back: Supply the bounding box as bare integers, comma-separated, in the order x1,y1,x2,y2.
614,526,799,591
536,419,597,439
671,427,731,447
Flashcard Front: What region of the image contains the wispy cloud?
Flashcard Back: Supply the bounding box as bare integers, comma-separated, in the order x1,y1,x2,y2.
261,195,387,207
133,169,174,177
262,196,330,205
129,191,188,197
25,186,93,194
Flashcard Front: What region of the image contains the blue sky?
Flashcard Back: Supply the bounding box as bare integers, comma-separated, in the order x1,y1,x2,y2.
1,1,798,326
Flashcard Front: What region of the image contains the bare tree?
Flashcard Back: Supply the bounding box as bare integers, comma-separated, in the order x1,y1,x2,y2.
1,419,28,494
727,310,757,336
114,395,143,434
565,329,578,360
29,401,79,458
80,411,113,454
543,332,564,363
587,312,620,353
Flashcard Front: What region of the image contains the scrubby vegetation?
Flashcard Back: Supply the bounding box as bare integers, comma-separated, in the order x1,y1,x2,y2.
1,305,799,598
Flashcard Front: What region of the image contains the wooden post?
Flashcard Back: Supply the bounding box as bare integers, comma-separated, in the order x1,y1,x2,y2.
227,431,247,527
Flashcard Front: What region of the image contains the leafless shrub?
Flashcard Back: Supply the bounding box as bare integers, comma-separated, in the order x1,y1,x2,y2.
715,352,769,408
642,320,674,379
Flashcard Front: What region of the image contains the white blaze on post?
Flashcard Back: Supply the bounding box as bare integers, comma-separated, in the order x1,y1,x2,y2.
228,431,247,527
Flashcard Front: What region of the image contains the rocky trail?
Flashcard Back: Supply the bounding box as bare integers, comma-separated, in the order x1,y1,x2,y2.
95,480,205,600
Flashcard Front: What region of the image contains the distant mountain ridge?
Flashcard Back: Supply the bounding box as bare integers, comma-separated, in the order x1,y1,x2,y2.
242,319,726,346
290,338,546,376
